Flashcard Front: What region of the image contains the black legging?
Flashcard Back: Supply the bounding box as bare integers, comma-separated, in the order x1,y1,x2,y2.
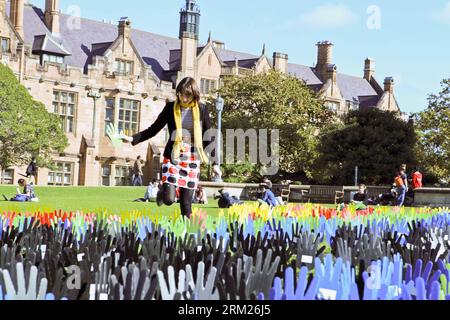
161,183,195,217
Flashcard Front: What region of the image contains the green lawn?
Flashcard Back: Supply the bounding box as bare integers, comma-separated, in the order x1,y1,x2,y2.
0,185,230,217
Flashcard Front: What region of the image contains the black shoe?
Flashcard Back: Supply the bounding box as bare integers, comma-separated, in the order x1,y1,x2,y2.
2,194,8,201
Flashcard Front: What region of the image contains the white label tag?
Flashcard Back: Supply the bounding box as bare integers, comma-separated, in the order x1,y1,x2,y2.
301,255,313,264
99,293,108,300
318,288,337,300
89,284,96,300
388,285,402,297
182,251,186,261
197,245,202,252
40,245,47,258
77,253,84,261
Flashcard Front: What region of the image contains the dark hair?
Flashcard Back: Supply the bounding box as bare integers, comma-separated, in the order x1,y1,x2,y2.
18,179,25,185
137,155,141,160
176,77,200,103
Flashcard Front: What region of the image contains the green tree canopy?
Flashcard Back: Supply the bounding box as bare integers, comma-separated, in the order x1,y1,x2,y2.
415,79,450,182
0,63,68,170
315,108,417,185
207,70,332,182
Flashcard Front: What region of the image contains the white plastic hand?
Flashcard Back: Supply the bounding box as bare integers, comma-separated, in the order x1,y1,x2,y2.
157,266,186,300
2,262,48,300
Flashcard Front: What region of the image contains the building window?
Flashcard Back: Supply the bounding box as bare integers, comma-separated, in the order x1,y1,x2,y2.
102,165,111,186
115,165,131,186
115,59,133,76
118,99,139,136
42,54,64,64
0,169,14,185
1,38,10,53
53,90,76,133
208,54,212,66
325,101,339,112
48,162,73,186
200,78,217,94
105,98,115,135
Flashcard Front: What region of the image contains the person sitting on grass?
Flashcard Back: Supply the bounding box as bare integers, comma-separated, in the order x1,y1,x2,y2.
134,179,160,202
351,184,369,210
2,179,37,202
193,185,208,204
257,183,279,208
214,189,243,208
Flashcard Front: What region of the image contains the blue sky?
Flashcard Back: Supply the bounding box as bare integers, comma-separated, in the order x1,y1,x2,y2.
31,0,450,113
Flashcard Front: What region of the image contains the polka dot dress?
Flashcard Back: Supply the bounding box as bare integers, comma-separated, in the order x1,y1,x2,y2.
161,141,201,190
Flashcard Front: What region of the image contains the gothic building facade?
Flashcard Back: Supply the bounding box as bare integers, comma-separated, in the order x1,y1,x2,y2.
0,0,401,187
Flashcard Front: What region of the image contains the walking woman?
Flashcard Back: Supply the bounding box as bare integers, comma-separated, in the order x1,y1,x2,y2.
121,77,220,218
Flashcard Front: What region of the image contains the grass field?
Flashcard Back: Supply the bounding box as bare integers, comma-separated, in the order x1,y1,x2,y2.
0,185,234,216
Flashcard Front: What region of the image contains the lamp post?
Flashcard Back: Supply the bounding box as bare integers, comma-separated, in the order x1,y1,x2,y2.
213,95,224,182
87,89,102,139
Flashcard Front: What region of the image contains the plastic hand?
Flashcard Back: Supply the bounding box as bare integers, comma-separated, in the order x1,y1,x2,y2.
281,267,319,300
339,261,359,300
186,262,219,300
314,255,343,300
106,123,130,148
2,262,47,300
157,265,186,300
246,249,280,299
296,233,325,270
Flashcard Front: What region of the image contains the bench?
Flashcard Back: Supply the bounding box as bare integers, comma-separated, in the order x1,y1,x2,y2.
301,185,344,204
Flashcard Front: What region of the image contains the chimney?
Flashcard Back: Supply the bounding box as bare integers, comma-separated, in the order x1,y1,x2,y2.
44,0,60,34
384,77,394,93
364,58,375,81
118,17,132,39
10,0,24,39
324,64,337,84
273,52,288,74
180,31,198,78
316,41,334,79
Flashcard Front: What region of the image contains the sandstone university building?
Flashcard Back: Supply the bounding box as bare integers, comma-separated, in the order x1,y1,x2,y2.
0,0,401,187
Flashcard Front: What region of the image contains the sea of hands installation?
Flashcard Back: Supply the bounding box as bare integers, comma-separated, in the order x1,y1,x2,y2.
1,208,450,300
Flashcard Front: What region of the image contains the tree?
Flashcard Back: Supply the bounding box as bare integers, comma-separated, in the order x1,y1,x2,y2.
315,108,417,185
0,63,68,170
415,79,450,182
207,70,332,183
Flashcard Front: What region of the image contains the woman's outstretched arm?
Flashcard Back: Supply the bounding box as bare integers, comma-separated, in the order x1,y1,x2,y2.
123,103,170,146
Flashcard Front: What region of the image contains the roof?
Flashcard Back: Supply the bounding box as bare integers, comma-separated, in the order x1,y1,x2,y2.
336,73,378,102
32,33,71,56
12,3,382,106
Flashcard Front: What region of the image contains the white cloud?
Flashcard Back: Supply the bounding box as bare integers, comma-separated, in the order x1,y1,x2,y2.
432,2,450,24
298,4,358,29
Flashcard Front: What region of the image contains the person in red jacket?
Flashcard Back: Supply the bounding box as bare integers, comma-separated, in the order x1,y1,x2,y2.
412,167,423,190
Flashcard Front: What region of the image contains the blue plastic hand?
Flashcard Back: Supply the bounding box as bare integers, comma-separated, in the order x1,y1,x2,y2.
315,255,342,300
339,261,359,300
280,267,319,300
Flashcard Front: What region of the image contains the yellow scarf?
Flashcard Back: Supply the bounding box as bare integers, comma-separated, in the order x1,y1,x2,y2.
173,99,210,164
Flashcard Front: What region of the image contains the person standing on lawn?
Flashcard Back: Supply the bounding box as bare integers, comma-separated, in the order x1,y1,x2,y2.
120,77,221,219
132,156,144,186
395,167,407,206
26,157,38,185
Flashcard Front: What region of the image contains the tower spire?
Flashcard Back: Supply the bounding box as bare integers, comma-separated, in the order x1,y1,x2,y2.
179,0,201,39
262,43,266,56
